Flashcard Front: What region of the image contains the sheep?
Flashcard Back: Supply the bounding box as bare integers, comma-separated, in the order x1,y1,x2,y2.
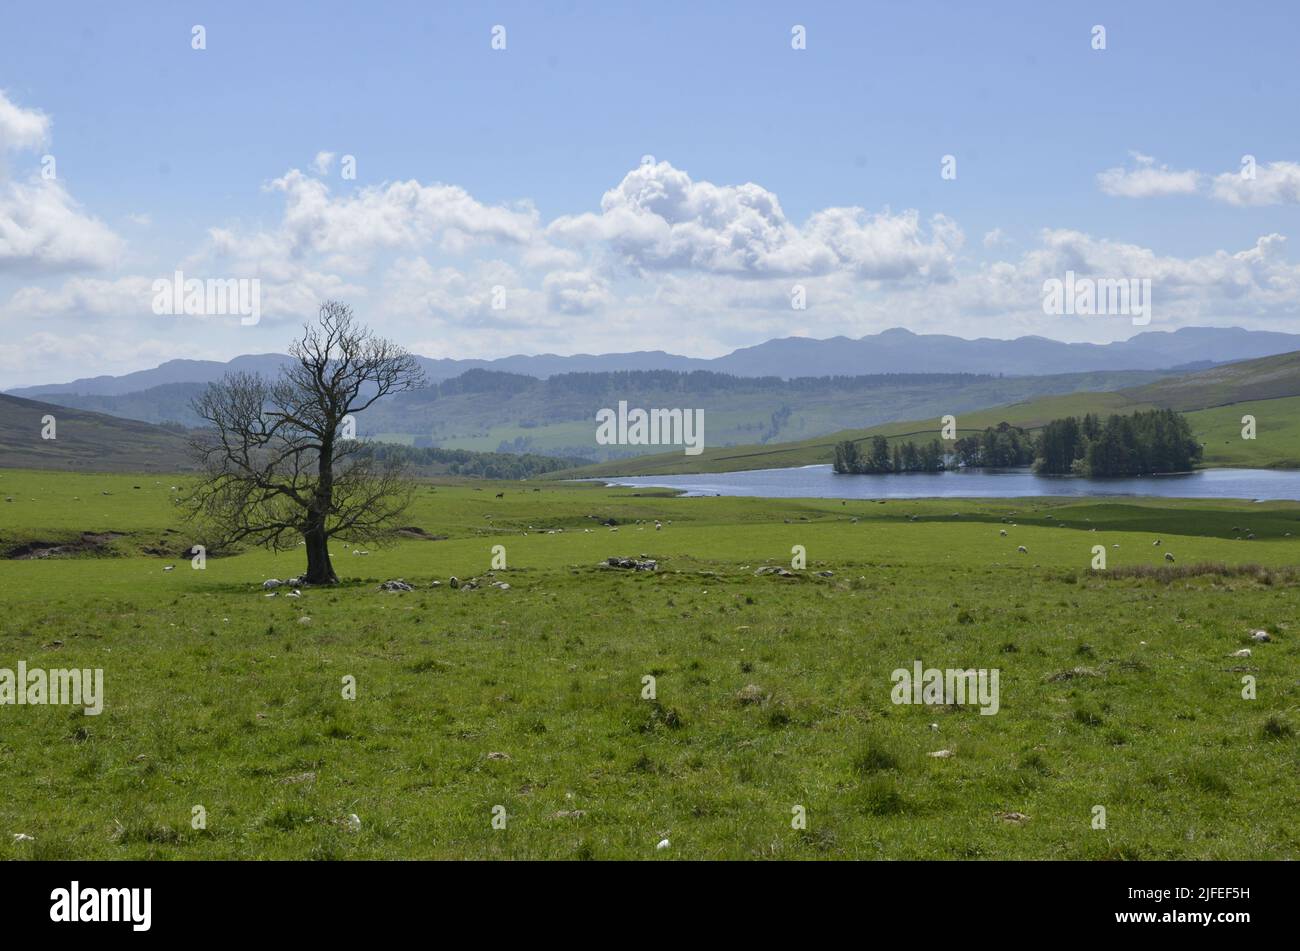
1017,545,1028,553
1152,539,1161,546
1164,552,1175,562
999,529,1008,536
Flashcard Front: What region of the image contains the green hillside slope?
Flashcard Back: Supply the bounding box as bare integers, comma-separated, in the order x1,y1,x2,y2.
564,351,1300,477
0,393,194,472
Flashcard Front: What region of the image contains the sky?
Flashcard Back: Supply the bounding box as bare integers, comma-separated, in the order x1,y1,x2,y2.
1,0,1299,387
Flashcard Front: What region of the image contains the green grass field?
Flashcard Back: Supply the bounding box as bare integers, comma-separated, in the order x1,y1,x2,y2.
1,468,1297,859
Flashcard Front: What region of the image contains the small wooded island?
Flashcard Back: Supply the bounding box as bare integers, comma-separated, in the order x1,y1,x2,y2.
833,410,1204,477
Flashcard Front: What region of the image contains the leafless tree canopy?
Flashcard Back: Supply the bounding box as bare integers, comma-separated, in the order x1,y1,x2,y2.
183,301,427,583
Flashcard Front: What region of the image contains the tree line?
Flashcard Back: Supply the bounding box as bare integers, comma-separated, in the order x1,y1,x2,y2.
833,409,1202,477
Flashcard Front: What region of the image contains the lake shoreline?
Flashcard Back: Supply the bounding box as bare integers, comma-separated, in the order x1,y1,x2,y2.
580,464,1300,502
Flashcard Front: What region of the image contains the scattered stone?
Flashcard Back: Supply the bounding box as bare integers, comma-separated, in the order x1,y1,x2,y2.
928,749,954,758
1250,630,1271,642
263,579,283,589
379,579,414,592
996,811,1030,824
605,556,656,571
817,570,834,577
736,684,767,705
297,616,312,625
553,810,587,819
754,565,794,577
13,833,34,842
656,838,670,850
486,751,511,761
1231,648,1252,658
344,814,361,833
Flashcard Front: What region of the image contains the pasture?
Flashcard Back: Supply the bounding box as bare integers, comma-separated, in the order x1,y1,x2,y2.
1,468,1297,859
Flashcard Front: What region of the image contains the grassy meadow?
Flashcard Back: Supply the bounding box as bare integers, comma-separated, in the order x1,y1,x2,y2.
1,467,1298,859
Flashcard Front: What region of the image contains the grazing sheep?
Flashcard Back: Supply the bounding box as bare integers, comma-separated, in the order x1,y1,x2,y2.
1250,630,1271,642
1164,552,1175,562
1152,539,1161,546
999,529,1008,536
1017,545,1028,553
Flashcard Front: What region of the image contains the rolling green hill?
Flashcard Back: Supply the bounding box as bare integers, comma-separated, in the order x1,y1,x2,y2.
564,351,1300,477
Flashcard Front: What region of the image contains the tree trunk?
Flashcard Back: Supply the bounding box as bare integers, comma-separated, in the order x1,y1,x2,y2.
303,524,337,585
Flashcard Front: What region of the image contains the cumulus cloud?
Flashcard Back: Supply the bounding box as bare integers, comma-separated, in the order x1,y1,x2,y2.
311,151,336,175
0,90,123,274
982,228,1009,249
548,160,961,280
0,90,50,150
543,269,612,314
263,169,539,260
1097,153,1200,198
1211,160,1300,206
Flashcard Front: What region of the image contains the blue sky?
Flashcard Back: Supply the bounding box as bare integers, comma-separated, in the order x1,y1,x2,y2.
2,0,1298,386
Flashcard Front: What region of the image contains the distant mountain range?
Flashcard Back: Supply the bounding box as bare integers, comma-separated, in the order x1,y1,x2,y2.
11,326,1300,398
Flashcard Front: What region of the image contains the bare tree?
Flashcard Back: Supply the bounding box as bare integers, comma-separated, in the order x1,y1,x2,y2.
183,301,426,584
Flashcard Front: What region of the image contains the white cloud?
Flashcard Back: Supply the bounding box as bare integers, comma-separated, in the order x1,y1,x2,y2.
0,330,210,377
1097,153,1200,198
1,275,154,319
0,180,125,273
1211,160,1300,207
264,169,539,259
311,151,336,175
548,160,961,280
543,269,612,315
0,90,50,151
0,90,124,275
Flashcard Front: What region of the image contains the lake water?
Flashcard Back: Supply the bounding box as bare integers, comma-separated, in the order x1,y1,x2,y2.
594,465,1300,501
